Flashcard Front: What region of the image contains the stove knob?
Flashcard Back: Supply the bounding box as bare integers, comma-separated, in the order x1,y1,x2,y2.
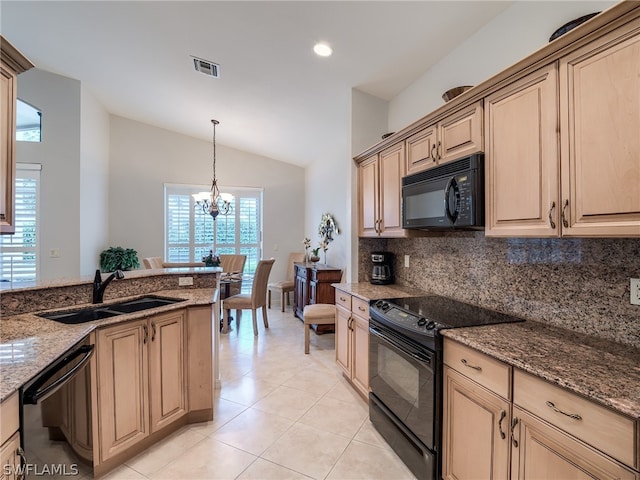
425,320,436,330
417,318,427,327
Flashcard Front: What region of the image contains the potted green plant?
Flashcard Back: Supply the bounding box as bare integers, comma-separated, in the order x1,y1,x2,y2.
99,246,140,272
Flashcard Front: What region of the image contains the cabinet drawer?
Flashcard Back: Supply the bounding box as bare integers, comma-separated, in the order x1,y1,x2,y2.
0,392,19,446
335,290,351,310
351,297,369,319
444,339,511,399
514,369,637,469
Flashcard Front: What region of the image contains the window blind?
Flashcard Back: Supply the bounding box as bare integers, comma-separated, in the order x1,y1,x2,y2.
0,165,41,283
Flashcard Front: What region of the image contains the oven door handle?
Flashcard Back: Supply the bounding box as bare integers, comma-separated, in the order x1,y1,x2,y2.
370,326,431,365
23,344,95,405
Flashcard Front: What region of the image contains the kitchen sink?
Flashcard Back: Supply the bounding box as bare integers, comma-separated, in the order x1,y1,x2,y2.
107,296,185,314
39,296,186,324
39,307,121,324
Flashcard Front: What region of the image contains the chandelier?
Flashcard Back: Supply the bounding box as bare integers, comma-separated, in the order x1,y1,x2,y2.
193,119,233,219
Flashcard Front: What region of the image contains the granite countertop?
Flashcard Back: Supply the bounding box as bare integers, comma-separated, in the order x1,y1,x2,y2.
336,282,640,421
0,288,215,402
332,282,425,302
441,321,640,420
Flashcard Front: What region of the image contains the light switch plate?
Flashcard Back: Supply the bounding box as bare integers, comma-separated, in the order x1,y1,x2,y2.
178,276,194,287
631,278,640,306
404,255,410,268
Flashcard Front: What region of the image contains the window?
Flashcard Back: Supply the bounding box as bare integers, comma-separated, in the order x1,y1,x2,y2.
16,99,42,142
164,184,262,273
0,164,41,283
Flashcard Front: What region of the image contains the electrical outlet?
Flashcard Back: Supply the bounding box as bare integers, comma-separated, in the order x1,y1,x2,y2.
49,248,60,258
178,276,194,287
631,278,640,306
404,255,410,268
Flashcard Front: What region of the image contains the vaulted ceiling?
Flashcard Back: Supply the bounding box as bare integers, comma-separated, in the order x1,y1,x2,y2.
2,1,513,167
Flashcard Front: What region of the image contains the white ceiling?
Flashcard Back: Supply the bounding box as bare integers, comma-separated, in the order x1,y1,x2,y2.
1,1,512,167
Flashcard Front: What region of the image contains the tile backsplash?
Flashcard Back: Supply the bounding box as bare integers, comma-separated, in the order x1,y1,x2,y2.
360,233,640,349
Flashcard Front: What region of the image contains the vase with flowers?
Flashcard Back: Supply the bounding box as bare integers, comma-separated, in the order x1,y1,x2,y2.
303,237,312,262
202,250,221,267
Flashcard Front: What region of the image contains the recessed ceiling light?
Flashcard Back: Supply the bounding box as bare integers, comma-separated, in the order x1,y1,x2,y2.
313,42,333,57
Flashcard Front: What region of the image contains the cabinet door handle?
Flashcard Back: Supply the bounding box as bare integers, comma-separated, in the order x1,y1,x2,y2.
545,401,582,421
561,199,569,228
358,305,366,312
461,358,482,371
511,417,519,448
339,296,347,302
548,201,556,229
437,141,442,160
498,410,507,439
17,446,27,480
151,322,156,342
143,325,148,344
431,145,437,162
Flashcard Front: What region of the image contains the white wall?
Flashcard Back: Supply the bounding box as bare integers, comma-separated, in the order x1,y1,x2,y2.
109,116,305,282
79,87,110,275
16,69,82,281
303,88,352,278
388,1,616,131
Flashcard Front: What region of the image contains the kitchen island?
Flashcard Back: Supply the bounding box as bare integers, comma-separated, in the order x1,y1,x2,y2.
0,267,221,477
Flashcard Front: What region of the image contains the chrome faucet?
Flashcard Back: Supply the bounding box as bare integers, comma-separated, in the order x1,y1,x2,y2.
93,269,125,304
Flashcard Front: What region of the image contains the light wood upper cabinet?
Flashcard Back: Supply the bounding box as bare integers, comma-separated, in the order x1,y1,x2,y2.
485,64,559,237
559,18,640,237
406,102,483,176
358,143,406,238
487,17,640,238
1,36,34,235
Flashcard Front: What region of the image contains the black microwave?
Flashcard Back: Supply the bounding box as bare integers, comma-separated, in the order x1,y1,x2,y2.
402,153,484,230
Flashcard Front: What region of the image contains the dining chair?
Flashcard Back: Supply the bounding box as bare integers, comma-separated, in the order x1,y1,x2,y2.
267,252,306,312
219,254,247,296
222,258,275,335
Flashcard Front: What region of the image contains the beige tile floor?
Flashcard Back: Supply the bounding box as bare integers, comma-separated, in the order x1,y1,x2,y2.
26,305,416,480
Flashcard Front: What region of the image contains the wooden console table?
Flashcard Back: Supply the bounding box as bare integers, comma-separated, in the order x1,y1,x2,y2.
293,262,342,333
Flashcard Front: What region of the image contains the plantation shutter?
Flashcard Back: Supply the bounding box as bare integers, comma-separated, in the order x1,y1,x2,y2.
0,164,41,283
164,184,262,270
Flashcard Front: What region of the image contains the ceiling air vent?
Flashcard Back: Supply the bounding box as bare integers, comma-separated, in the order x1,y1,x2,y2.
192,56,220,78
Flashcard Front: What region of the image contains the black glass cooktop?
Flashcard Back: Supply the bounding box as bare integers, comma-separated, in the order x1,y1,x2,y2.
370,294,525,342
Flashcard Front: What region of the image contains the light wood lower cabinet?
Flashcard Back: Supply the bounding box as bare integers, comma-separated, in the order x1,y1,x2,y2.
0,432,21,480
444,339,640,480
443,367,511,480
512,407,636,480
334,290,369,398
96,319,150,461
0,392,22,480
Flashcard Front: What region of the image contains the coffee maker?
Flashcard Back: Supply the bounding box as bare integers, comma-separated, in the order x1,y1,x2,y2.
371,252,393,285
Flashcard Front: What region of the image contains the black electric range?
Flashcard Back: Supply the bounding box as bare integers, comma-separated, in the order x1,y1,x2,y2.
369,294,525,351
368,294,524,480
